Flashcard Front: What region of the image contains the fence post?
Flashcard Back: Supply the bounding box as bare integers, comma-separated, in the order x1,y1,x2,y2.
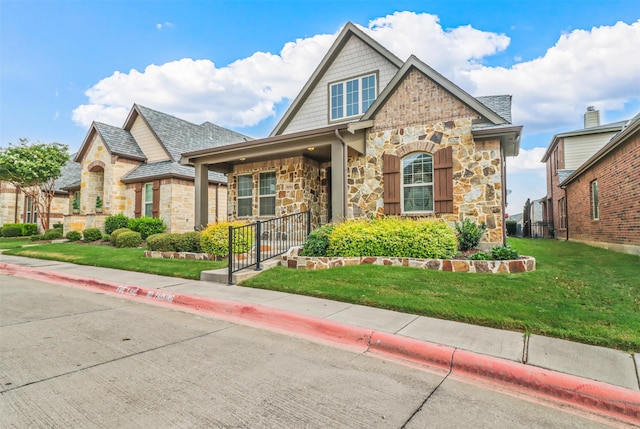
306,210,311,236
227,224,233,285
255,220,262,271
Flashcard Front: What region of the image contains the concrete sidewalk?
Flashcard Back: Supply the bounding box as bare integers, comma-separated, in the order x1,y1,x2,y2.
0,253,638,425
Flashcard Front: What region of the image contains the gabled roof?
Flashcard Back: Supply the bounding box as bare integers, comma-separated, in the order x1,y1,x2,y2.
56,154,82,192
120,160,226,184
125,104,251,162
541,119,628,162
361,55,508,126
270,22,404,136
561,112,640,187
75,122,146,163
476,95,512,124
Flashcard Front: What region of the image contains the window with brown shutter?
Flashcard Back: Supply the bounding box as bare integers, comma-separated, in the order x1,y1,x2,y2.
383,153,401,215
433,146,453,213
134,183,142,218
152,180,160,218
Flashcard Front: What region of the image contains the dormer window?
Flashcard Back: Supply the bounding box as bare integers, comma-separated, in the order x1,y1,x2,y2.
330,73,376,121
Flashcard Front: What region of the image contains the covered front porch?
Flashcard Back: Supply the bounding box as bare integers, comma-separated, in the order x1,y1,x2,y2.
180,122,369,229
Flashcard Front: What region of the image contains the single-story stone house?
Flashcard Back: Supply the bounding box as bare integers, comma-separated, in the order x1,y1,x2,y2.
181,22,522,246
63,104,250,233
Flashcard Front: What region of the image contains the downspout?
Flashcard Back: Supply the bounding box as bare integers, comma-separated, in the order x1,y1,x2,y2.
500,144,507,246
334,129,348,218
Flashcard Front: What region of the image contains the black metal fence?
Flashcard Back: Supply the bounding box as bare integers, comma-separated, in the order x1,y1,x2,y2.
228,211,311,284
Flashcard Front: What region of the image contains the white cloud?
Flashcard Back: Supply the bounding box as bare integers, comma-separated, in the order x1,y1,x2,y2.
506,147,547,174
156,22,174,30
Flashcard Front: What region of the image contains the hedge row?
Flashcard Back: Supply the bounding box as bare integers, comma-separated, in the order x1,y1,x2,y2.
0,223,38,237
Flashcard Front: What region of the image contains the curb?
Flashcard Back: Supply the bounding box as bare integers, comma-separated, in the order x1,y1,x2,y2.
1,262,639,426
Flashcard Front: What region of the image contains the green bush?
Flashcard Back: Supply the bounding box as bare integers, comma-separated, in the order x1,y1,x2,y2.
104,213,130,234
128,217,166,240
43,228,63,240
102,234,111,242
1,226,22,237
505,220,517,237
110,228,131,242
491,245,519,260
53,223,63,232
22,223,38,236
201,221,253,257
300,224,334,256
66,231,82,242
146,233,179,252
175,231,202,253
327,217,457,259
115,231,142,248
83,228,102,242
30,234,44,241
454,218,488,251
469,251,492,260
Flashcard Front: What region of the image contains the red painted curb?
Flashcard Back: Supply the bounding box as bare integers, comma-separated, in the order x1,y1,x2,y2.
2,262,639,425
452,349,640,425
369,330,454,371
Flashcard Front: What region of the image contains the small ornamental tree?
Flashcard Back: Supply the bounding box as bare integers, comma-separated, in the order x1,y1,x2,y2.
0,139,69,231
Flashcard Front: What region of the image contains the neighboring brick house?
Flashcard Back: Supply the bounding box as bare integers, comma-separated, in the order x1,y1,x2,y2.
182,23,522,246
560,113,640,255
540,107,627,238
62,104,250,233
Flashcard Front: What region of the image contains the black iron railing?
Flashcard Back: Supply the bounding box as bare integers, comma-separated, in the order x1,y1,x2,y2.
228,211,311,284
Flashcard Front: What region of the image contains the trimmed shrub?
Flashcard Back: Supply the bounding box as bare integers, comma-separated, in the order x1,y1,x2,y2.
506,220,517,237
128,217,166,240
146,233,179,252
30,234,44,241
104,213,130,234
491,245,519,260
66,231,82,242
102,234,111,242
469,251,492,260
454,218,488,251
110,228,131,242
83,228,102,242
327,217,457,259
300,224,334,256
1,226,22,237
201,221,253,257
115,231,142,248
53,223,63,231
22,223,38,236
175,231,202,253
43,228,63,240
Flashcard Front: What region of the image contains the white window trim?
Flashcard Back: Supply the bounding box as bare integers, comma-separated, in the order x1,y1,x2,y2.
237,174,253,218
401,153,435,214
258,171,277,217
329,73,377,121
591,179,599,220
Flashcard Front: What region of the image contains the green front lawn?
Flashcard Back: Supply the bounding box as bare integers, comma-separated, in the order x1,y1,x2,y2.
0,237,32,249
4,243,226,280
242,238,640,352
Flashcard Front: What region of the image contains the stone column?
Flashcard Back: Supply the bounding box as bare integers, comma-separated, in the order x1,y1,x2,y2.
331,140,345,222
194,162,209,229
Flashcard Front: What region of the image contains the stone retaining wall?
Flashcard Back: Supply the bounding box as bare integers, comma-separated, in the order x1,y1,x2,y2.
281,247,535,274
144,251,219,261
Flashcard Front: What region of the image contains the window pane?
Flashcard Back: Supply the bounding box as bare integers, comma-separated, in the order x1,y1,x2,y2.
238,175,252,197
331,84,343,120
404,185,434,212
362,75,376,112
402,153,434,212
145,203,153,217
346,79,359,117
402,154,433,185
259,196,276,216
238,198,252,217
592,180,599,219
259,172,276,196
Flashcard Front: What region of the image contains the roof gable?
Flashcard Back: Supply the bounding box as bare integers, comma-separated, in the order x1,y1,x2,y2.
74,122,145,163
271,22,403,136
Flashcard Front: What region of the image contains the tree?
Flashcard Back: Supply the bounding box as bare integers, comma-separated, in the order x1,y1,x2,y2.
0,139,70,231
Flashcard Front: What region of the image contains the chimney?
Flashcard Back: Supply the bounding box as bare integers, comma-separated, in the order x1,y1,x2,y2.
584,106,600,128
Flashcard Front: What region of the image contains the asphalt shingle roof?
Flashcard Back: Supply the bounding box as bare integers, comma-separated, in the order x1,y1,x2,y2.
121,161,227,184
56,154,82,192
94,122,145,160
476,95,512,123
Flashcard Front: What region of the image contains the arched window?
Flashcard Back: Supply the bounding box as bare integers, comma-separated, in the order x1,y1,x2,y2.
402,153,434,213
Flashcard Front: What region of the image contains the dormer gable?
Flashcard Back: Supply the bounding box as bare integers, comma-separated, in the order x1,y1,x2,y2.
271,22,403,136
74,121,146,163
123,104,172,162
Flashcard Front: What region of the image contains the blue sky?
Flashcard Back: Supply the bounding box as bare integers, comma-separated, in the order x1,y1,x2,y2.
1,0,639,213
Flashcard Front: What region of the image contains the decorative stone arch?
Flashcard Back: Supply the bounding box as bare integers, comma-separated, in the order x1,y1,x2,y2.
88,160,105,172
86,160,105,213
395,141,439,158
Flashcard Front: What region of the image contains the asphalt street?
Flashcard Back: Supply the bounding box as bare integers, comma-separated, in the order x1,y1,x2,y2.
0,275,620,428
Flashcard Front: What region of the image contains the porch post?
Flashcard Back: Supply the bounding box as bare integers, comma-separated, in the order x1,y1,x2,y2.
331,140,345,222
194,162,209,229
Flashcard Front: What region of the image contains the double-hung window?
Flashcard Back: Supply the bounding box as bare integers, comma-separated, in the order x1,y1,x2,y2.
591,180,599,220
25,196,38,224
259,172,276,216
237,175,253,217
144,183,153,217
401,153,434,213
330,73,376,120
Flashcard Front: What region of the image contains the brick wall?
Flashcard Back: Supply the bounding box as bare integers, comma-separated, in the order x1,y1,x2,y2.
565,130,640,250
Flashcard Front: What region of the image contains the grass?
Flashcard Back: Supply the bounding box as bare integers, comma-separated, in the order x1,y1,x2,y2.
4,243,226,280
241,238,640,352
0,237,33,249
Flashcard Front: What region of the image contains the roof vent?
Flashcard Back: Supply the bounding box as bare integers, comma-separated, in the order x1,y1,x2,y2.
584,106,600,128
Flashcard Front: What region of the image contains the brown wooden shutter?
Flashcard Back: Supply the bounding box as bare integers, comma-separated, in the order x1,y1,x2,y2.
134,183,142,218
434,146,453,213
152,180,160,218
383,153,401,215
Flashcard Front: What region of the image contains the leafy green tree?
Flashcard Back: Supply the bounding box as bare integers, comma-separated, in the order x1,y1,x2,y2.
0,139,69,231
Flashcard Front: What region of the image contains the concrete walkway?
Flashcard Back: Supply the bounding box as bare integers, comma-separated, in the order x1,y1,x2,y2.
0,253,638,425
